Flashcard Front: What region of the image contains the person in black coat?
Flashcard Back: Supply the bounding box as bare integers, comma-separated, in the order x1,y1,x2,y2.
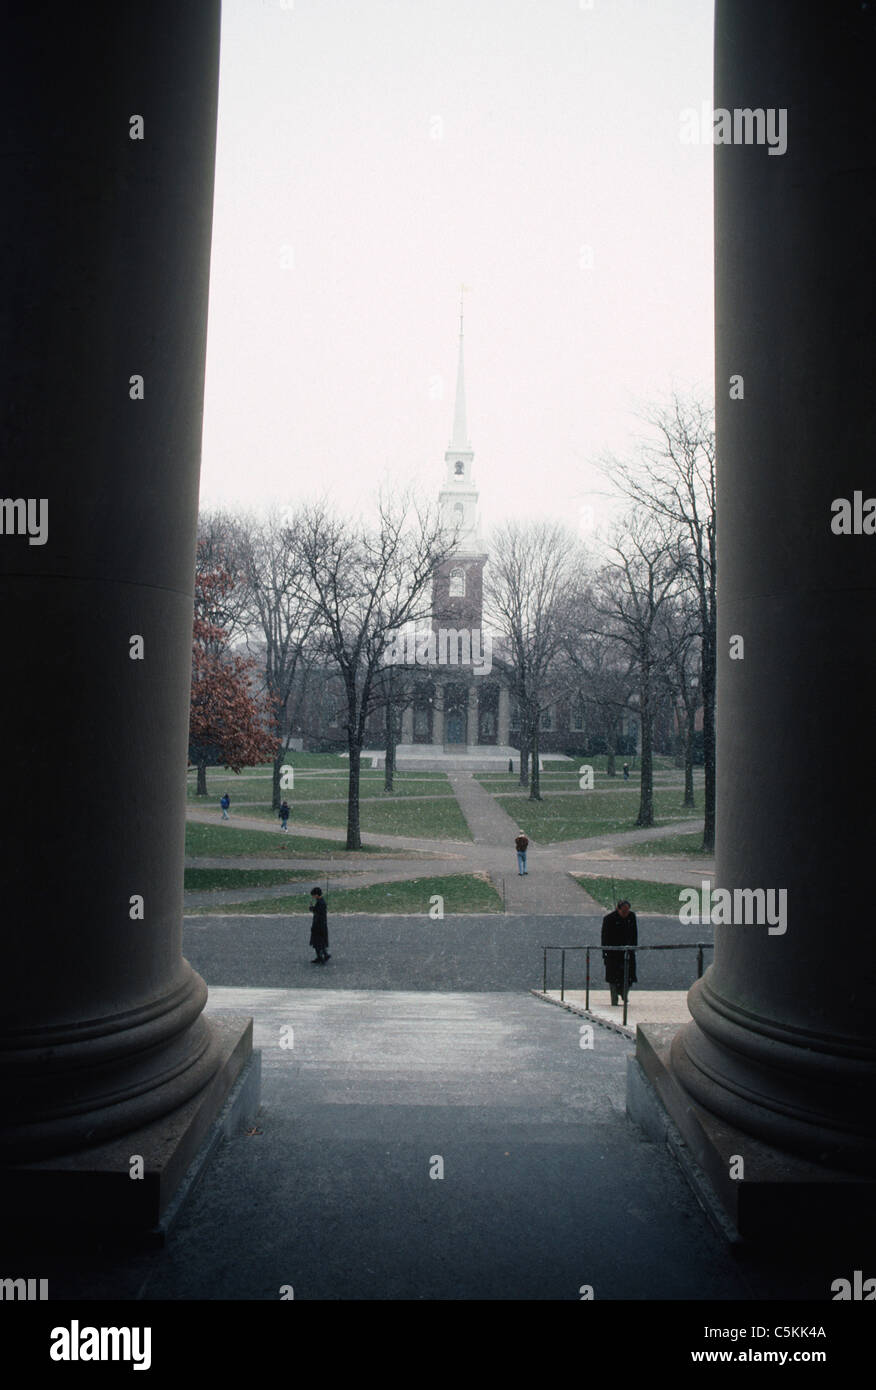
309,887,330,964
601,899,637,1006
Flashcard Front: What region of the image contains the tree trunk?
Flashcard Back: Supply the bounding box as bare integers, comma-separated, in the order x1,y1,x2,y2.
683,700,695,807
528,722,542,800
701,631,716,850
384,698,396,793
196,759,208,796
272,749,283,811
346,735,362,850
518,717,530,786
636,668,654,827
605,734,616,777
673,703,685,769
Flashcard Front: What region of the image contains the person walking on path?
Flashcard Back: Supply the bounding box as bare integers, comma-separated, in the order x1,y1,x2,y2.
309,886,330,964
515,830,529,875
622,763,630,781
601,899,637,1006
279,799,290,832
220,792,230,821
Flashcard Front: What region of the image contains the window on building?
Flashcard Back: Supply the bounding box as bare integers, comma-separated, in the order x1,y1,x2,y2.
510,702,519,729
540,707,552,731
454,460,464,475
449,567,465,597
573,702,585,732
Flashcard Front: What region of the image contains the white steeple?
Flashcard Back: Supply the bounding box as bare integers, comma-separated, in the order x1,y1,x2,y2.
451,292,469,451
440,289,482,554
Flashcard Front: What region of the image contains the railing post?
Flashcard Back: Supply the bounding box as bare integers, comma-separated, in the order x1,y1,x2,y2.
585,947,591,1010
542,947,547,994
560,949,566,1002
697,944,704,978
622,950,630,1026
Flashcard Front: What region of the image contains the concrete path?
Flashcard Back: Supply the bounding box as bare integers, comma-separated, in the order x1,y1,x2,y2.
186,782,714,916
186,806,470,857
39,989,751,1300
182,913,713,994
447,773,618,914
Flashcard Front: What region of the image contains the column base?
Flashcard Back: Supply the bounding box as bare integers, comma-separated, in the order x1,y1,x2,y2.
0,1013,259,1246
628,1024,876,1244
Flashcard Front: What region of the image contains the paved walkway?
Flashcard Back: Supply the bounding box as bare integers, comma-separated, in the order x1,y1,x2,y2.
182,913,711,993
39,989,753,1300
186,777,714,917
449,772,605,912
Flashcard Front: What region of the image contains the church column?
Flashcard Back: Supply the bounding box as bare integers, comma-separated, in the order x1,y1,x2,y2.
401,703,414,744
432,682,445,745
498,686,511,746
467,685,479,749
666,0,876,1173
0,4,255,1193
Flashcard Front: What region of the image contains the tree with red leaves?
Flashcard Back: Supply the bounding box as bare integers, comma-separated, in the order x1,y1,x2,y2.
189,547,277,797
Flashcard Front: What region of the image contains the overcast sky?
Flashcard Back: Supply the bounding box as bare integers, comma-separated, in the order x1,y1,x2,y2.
200,0,715,540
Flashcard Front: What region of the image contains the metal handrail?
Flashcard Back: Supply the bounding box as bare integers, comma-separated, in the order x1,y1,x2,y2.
540,943,714,1026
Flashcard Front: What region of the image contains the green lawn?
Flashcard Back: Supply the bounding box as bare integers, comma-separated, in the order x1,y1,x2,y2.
477,773,628,795
184,823,395,859
256,795,471,841
187,771,453,811
491,789,699,844
478,767,704,795
573,875,693,915
623,831,711,858
188,872,502,915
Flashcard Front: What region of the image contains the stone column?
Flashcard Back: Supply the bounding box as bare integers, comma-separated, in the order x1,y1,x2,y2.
467,685,479,750
401,703,414,745
668,0,876,1174
498,686,511,745
0,4,254,1192
432,682,444,746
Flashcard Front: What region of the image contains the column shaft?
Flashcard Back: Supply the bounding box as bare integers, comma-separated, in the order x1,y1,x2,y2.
467,685,479,749
498,686,511,745
432,683,445,746
401,703,414,744
0,4,225,1160
670,0,876,1172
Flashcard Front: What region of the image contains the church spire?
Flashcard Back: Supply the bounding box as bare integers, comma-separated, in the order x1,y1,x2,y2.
451,284,470,450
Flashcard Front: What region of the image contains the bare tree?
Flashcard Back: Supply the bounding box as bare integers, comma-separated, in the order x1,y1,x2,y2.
656,595,701,808
564,589,637,775
196,508,252,648
600,392,716,848
371,660,419,793
298,495,457,850
236,508,319,811
592,514,681,828
484,521,583,801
